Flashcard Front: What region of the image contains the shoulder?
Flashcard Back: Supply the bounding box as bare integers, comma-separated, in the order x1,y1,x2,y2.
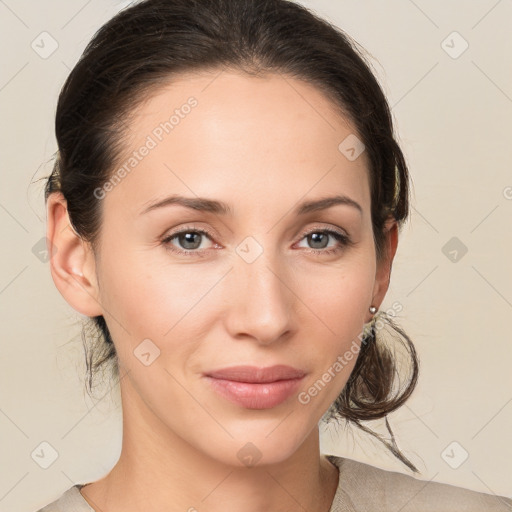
326,454,512,512
35,484,94,512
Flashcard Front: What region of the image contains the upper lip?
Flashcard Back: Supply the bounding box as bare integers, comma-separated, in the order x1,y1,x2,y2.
205,365,306,383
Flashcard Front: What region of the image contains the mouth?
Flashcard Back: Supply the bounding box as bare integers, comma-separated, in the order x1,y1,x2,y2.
203,365,306,409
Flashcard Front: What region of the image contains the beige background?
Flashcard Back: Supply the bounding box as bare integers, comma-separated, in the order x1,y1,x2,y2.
1,1,511,510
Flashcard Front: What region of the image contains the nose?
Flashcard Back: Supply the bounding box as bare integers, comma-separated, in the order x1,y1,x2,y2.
223,246,296,346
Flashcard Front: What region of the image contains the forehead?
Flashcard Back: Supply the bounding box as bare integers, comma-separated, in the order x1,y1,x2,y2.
107,70,371,218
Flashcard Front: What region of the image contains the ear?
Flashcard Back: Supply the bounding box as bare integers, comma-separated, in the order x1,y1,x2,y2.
367,216,399,322
46,192,103,317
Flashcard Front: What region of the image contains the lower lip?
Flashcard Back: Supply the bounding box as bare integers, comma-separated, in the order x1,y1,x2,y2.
205,376,304,409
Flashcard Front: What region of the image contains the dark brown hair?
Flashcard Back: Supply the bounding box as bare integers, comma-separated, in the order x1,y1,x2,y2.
45,0,419,472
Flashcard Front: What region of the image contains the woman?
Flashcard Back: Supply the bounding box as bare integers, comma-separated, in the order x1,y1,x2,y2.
37,0,511,510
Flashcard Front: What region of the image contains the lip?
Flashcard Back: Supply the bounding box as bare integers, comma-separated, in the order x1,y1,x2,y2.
204,365,306,409
205,365,306,383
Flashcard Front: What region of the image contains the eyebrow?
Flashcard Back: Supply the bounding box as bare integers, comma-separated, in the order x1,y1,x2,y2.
140,194,363,216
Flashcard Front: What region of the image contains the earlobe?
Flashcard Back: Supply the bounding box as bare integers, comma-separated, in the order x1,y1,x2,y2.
46,192,103,317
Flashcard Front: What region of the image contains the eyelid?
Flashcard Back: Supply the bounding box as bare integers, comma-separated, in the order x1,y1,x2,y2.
298,224,350,239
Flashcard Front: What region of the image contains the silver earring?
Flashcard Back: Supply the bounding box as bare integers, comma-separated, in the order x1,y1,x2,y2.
369,305,377,315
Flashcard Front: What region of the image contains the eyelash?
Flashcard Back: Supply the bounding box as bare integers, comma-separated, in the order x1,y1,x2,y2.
161,225,353,258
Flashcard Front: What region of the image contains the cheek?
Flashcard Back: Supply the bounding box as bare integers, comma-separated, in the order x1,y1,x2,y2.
294,253,375,332
95,244,224,362
292,254,376,401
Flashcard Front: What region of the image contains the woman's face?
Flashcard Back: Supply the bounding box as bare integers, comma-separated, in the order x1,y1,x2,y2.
56,70,396,466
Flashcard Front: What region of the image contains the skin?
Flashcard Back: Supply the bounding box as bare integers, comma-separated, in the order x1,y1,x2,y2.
47,70,398,512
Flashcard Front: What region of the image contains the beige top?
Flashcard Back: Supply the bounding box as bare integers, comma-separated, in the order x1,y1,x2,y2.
36,454,512,511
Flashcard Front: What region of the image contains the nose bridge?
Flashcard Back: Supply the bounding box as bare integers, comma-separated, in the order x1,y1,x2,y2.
225,238,294,344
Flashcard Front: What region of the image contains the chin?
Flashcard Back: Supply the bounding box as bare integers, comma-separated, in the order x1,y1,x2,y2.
191,423,312,469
